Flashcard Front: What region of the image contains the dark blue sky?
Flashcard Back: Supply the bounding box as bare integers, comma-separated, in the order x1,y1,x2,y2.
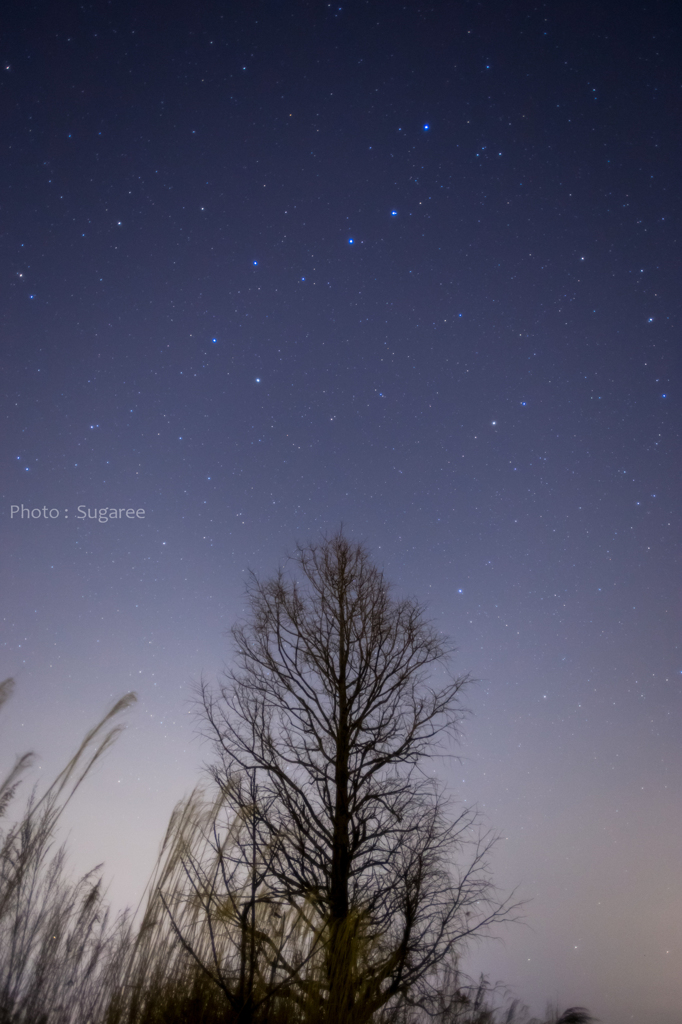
1,3,680,1021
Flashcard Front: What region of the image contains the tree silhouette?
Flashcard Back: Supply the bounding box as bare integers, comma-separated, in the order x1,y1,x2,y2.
199,532,517,1024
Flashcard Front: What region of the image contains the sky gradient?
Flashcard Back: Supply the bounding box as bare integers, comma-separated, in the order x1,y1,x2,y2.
1,2,681,1022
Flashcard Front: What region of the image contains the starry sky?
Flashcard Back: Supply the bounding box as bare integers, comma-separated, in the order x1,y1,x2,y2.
1,2,680,1021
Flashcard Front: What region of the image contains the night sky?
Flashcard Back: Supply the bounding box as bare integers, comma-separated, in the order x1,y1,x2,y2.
1,2,680,1021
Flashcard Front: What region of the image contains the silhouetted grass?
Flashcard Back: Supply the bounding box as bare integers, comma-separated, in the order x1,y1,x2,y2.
0,681,135,1024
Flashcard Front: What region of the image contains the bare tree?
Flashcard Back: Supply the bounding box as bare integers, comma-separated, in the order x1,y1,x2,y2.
199,533,517,1024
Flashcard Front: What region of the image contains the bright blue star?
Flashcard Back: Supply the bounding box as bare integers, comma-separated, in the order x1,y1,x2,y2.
423,124,429,130
391,210,397,216
348,238,354,244
253,260,258,266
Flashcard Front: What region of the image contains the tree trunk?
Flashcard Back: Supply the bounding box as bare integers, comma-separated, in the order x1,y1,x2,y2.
328,593,353,1024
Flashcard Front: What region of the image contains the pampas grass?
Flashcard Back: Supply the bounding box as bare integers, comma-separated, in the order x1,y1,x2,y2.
0,682,135,1024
